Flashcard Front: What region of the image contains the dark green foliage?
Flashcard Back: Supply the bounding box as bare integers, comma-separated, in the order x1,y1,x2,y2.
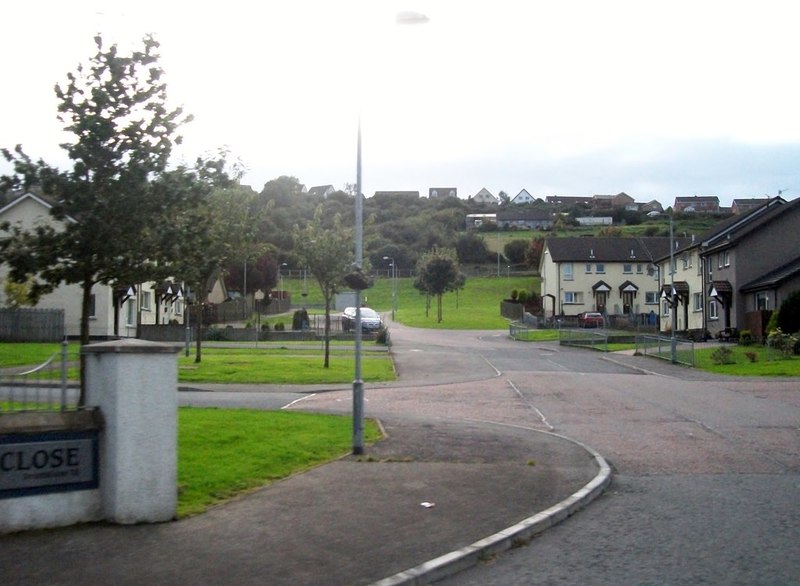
776,290,800,334
504,239,529,265
710,346,734,365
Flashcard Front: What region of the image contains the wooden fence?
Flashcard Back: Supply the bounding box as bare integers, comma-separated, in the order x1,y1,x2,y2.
0,308,65,342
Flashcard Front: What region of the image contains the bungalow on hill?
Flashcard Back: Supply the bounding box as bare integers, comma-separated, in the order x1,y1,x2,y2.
470,188,498,205
496,209,553,230
429,187,457,198
308,185,336,198
674,195,720,213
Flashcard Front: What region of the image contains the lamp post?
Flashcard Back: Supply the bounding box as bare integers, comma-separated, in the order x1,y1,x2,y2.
383,256,397,320
669,215,677,363
352,9,429,457
352,118,365,455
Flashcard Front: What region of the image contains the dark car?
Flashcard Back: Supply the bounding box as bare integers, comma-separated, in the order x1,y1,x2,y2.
577,311,605,328
341,307,383,332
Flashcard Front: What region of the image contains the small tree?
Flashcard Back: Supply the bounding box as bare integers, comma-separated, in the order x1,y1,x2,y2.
3,277,35,308
525,237,545,270
413,246,464,323
293,206,354,367
504,239,528,265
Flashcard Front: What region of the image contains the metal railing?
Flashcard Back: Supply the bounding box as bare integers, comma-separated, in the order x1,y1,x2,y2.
636,335,695,367
0,342,79,412
559,328,609,351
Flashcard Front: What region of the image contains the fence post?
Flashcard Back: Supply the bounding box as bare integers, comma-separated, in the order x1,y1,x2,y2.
84,339,181,524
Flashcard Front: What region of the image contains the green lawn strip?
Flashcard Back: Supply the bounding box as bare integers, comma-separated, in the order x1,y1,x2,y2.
694,345,800,376
178,408,382,517
178,350,395,384
0,342,80,368
509,329,560,342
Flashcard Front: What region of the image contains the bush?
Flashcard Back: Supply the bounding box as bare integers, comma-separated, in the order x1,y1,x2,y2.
274,322,285,331
710,345,735,365
375,327,390,345
510,289,519,301
767,328,799,358
744,351,758,363
205,327,228,341
738,330,753,346
517,290,529,304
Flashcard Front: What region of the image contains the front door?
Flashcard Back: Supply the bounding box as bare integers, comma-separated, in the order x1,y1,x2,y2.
622,291,635,314
596,292,607,313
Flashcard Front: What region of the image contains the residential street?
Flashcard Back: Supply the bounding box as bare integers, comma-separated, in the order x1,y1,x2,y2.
292,323,800,585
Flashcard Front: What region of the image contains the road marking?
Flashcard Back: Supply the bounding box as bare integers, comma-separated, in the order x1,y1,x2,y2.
507,379,555,431
282,393,317,409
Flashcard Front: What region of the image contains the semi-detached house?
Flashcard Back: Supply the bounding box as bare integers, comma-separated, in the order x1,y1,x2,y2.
654,196,800,340
540,236,691,320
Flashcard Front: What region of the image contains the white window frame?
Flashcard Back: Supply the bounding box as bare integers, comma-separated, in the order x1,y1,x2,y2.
723,251,730,267
126,299,137,327
693,292,703,312
89,293,96,319
564,291,583,304
645,291,659,304
596,263,605,274
708,299,719,320
623,264,632,274
141,291,152,311
585,263,592,274
563,263,574,281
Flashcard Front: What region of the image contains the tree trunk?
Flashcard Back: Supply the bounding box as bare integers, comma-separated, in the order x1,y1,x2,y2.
194,305,203,363
79,280,93,406
323,296,331,368
437,294,443,323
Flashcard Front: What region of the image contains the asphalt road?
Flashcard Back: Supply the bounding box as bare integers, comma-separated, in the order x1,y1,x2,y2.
287,323,800,585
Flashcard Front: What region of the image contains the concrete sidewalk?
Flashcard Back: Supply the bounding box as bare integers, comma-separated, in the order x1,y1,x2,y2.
0,417,608,586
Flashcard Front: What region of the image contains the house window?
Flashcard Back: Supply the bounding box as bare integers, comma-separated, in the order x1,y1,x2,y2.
564,291,583,304
89,294,96,318
662,300,671,316
697,257,703,276
175,299,183,316
141,291,152,311
723,251,730,267
708,299,719,320
596,263,605,274
623,264,632,274
693,292,703,312
637,264,643,274
645,291,659,304
718,254,723,269
563,263,574,281
755,292,770,311
585,263,592,274
126,299,136,327
682,254,690,270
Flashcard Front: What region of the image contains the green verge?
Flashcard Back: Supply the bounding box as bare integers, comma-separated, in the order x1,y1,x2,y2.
694,345,800,376
178,347,395,384
178,408,382,517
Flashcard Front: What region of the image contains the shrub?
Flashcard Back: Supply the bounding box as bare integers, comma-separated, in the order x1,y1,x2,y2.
274,322,285,331
767,328,799,358
776,290,800,334
510,289,519,301
744,351,758,363
205,327,228,341
710,345,735,365
738,330,753,346
375,327,390,346
517,290,529,304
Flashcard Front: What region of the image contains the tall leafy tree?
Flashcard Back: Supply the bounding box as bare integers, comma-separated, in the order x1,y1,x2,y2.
293,206,354,367
0,35,209,400
413,246,464,323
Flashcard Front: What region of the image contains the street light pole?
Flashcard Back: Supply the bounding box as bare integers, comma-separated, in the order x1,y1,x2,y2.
383,255,397,320
352,117,365,456
669,216,677,364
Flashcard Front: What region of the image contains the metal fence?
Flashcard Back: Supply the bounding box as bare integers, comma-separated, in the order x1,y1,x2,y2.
0,341,79,412
559,328,609,351
0,308,65,342
636,335,695,367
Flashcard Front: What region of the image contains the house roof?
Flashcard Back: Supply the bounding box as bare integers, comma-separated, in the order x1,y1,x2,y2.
740,256,800,293
308,185,334,197
545,237,693,264
700,196,794,252
675,195,720,203
497,209,553,221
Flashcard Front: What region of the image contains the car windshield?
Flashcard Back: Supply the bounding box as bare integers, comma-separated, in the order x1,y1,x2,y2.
361,309,379,319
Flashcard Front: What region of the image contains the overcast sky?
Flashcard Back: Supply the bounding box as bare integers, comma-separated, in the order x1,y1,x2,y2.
3,1,799,207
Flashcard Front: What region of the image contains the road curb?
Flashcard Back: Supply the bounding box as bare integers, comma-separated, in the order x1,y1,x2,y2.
369,430,612,586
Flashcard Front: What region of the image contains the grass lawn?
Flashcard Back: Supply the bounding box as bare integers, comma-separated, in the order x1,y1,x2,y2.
178,347,395,384
0,342,79,367
178,408,382,516
694,345,800,376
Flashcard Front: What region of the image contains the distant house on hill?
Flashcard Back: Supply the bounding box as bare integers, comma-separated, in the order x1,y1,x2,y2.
546,195,593,208
470,188,498,205
674,195,720,213
308,185,336,198
429,187,457,198
496,208,553,230
732,197,772,215
373,191,420,199
510,189,537,205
